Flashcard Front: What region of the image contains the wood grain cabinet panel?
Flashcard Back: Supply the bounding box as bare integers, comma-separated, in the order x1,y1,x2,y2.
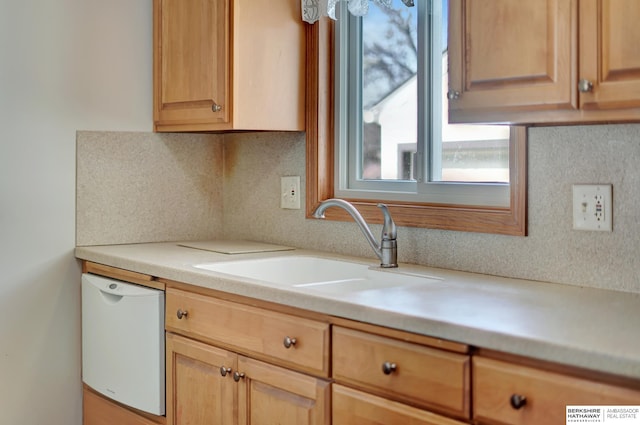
332,384,467,425
154,0,230,128
83,387,164,425
448,0,576,121
473,356,640,425
332,326,470,419
153,0,305,132
166,333,330,425
165,288,330,376
237,355,330,425
579,0,640,110
166,333,236,425
449,0,640,124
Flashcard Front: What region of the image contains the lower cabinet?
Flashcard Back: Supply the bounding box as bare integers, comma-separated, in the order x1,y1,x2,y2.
473,356,640,425
166,333,235,424
333,384,467,425
80,263,640,425
83,387,163,425
166,332,330,425
332,326,471,420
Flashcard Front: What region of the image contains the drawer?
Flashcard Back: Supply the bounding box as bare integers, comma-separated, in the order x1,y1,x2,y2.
165,288,330,376
333,384,467,425
473,357,640,425
332,326,470,419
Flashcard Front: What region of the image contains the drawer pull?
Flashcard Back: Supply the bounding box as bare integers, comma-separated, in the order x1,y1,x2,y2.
233,371,246,382
510,394,527,410
283,336,297,349
382,361,397,375
176,309,188,319
220,366,232,377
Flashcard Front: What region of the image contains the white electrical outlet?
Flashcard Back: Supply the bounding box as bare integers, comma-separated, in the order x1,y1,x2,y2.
572,184,612,232
280,176,301,209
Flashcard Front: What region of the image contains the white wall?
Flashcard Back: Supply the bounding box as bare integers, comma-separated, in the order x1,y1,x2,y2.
0,1,152,423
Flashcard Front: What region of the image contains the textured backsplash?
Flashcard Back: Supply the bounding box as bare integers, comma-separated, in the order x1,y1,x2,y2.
76,131,224,246
76,125,640,293
222,125,640,293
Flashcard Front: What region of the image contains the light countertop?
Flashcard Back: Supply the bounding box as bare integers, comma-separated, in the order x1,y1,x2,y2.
75,241,640,380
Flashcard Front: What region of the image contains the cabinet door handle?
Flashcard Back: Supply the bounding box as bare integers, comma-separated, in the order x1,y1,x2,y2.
510,394,527,410
447,89,460,100
233,371,246,382
220,366,232,377
283,336,297,349
212,102,222,112
176,309,188,320
578,79,594,93
382,361,397,375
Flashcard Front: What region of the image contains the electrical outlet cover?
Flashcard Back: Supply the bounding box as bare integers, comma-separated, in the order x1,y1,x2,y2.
280,176,301,209
572,184,612,232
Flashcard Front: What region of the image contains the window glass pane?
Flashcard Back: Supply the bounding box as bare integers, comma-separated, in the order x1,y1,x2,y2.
359,0,510,185
438,34,510,183
361,0,417,181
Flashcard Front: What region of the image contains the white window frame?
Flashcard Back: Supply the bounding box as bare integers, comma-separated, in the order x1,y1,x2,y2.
333,0,510,207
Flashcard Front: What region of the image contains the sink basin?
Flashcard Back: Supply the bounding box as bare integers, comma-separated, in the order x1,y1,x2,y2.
194,255,441,293
195,256,368,285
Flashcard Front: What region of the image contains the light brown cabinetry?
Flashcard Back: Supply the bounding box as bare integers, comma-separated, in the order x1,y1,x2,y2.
332,326,470,423
83,387,164,425
333,384,466,425
153,0,305,132
166,334,235,425
165,287,330,376
473,356,640,425
448,0,640,124
165,288,330,425
236,355,330,425
80,261,640,425
579,0,640,111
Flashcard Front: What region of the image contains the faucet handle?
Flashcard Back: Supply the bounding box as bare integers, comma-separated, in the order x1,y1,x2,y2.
377,204,397,241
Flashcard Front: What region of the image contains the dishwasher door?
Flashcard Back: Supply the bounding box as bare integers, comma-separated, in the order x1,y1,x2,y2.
81,273,165,415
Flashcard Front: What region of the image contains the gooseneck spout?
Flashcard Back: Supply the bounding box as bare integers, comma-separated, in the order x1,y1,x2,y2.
312,199,398,268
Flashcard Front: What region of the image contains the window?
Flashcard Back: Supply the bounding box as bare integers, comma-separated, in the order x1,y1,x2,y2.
305,1,527,235
338,0,512,206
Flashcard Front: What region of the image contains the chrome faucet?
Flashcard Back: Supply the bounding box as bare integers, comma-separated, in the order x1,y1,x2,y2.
312,199,398,268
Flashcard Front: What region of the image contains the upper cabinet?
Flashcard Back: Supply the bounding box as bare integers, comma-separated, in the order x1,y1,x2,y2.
448,0,640,125
153,0,305,132
579,0,640,110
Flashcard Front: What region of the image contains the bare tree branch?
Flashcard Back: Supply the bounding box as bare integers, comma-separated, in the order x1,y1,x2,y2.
362,5,417,106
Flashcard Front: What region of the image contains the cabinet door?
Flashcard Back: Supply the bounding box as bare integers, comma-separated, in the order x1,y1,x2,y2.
448,0,576,123
237,356,330,425
153,0,231,129
579,0,640,109
333,384,467,425
166,333,237,425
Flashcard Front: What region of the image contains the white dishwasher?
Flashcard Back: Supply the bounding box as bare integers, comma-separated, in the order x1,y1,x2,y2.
82,273,165,415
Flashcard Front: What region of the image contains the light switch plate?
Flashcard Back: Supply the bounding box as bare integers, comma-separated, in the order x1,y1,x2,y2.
280,176,301,209
572,184,612,232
